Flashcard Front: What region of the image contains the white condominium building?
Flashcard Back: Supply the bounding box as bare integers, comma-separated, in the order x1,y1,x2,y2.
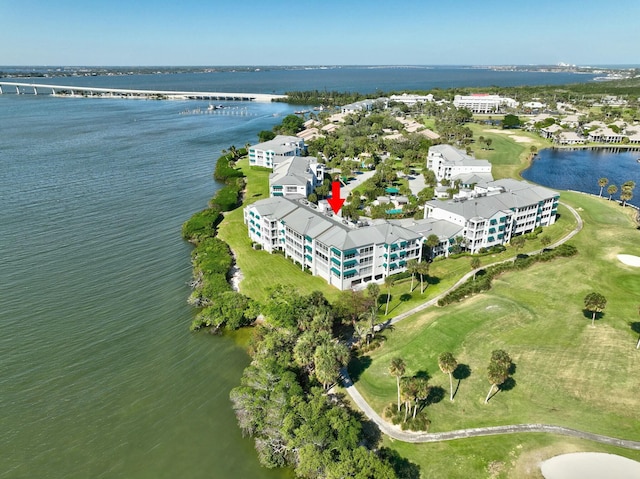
424,179,559,254
248,135,305,169
244,181,560,289
453,94,518,113
269,156,325,199
244,197,424,290
426,144,493,183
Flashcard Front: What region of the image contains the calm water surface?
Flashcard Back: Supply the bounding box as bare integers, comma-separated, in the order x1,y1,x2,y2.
2,66,598,94
0,95,295,478
522,147,640,207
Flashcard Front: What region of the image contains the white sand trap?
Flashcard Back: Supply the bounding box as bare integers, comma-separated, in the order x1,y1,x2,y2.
541,452,640,479
510,135,533,143
483,129,533,142
617,254,640,267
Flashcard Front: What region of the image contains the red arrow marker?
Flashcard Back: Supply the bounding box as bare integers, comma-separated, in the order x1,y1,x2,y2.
327,181,345,214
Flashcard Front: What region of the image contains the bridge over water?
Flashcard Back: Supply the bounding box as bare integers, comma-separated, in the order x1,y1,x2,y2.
0,81,286,103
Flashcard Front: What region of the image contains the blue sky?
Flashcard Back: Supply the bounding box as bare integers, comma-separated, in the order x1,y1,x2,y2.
1,0,638,66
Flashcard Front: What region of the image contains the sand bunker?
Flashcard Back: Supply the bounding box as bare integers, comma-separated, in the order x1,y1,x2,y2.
541,452,640,479
617,254,640,267
483,129,533,143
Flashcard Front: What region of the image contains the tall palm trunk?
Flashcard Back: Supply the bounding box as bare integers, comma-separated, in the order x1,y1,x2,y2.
449,372,454,401
410,274,414,292
420,274,425,294
636,336,640,349
413,401,418,419
396,377,401,412
484,383,495,404
385,289,391,315
592,312,596,327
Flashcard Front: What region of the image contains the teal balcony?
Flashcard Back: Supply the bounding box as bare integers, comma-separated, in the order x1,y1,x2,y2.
344,259,358,268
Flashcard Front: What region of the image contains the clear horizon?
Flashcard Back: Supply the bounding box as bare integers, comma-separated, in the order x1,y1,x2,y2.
2,0,639,66
2,64,639,69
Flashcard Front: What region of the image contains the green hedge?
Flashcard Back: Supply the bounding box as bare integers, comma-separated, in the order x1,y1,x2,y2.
181,207,222,242
437,243,578,306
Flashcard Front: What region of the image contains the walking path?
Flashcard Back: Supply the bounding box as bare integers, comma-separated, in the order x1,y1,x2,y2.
339,202,640,450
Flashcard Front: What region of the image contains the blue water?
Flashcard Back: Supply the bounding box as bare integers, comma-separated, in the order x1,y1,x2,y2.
0,94,297,479
2,66,598,94
522,147,640,206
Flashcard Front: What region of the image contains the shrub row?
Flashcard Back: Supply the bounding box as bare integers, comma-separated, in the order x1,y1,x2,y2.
214,150,246,182
437,243,578,306
181,207,222,242
183,150,254,332
209,178,244,212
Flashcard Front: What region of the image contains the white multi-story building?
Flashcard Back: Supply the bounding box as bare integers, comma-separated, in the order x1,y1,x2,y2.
248,135,305,169
244,197,424,290
389,93,434,105
426,145,493,183
453,94,518,113
424,179,559,254
341,99,377,115
269,156,325,199
244,181,560,288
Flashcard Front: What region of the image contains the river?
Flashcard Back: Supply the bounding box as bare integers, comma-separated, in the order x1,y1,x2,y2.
0,95,297,478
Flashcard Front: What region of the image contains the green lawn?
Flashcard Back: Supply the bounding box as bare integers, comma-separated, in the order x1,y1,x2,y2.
373,201,576,322
467,123,551,179
386,434,640,479
217,159,341,303
352,192,640,477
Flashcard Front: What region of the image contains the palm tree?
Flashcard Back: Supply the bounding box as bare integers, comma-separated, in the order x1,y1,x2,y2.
598,177,608,197
414,376,430,419
426,234,440,259
491,349,512,369
584,292,607,327
470,257,481,281
622,180,636,193
607,184,618,201
384,275,396,315
400,377,418,422
389,357,406,412
484,349,512,404
485,361,509,404
407,259,419,292
620,190,633,207
366,282,380,312
416,261,430,294
438,352,458,401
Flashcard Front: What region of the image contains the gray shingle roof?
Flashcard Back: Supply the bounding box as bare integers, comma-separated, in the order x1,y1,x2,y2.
426,179,558,220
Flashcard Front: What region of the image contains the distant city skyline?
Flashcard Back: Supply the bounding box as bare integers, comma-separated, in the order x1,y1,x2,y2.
2,0,639,67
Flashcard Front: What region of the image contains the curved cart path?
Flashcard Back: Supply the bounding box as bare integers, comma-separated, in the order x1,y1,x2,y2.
340,203,640,449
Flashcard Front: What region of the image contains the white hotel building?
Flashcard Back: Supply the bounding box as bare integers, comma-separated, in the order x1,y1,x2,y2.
453,94,518,114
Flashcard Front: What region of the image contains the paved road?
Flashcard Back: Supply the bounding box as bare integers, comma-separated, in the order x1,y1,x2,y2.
338,203,640,449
